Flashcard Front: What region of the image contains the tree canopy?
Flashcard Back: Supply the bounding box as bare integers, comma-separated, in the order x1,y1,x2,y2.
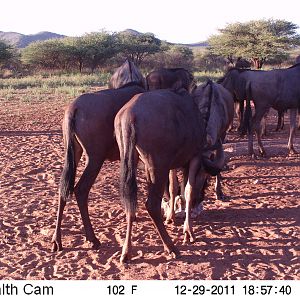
116,32,162,65
0,40,14,65
208,19,300,69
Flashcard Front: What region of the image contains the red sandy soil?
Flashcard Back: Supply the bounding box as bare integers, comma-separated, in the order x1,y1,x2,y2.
0,90,299,280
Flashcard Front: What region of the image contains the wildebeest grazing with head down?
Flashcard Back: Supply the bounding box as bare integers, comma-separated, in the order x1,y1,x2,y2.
221,64,300,156
114,87,222,263
164,81,234,222
146,68,196,93
51,60,145,252
191,80,234,198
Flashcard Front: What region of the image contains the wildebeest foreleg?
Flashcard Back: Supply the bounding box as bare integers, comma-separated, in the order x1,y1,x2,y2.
211,144,225,200
276,110,285,131
287,108,298,155
237,100,244,133
183,157,201,244
215,174,224,200
165,169,179,224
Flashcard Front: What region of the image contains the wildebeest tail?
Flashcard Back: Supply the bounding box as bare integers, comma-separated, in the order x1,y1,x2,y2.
240,81,252,136
119,122,137,218
59,109,77,202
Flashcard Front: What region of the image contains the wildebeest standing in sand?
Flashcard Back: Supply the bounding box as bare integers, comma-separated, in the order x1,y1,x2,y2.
165,81,234,222
221,64,300,156
146,68,196,93
145,67,196,223
219,69,283,136
114,88,221,263
51,60,145,251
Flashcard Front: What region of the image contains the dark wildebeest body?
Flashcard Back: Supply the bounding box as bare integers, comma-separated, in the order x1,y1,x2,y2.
52,61,145,252
145,67,196,223
192,81,234,199
218,70,248,133
165,81,234,222
114,89,221,263
221,64,300,156
146,68,196,92
219,69,283,136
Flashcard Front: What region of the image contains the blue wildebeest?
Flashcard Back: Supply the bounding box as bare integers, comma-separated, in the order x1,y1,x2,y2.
146,68,196,93
220,64,300,156
51,60,146,252
164,80,234,222
114,87,224,263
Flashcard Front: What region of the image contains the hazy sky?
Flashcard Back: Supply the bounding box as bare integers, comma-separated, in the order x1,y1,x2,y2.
1,0,300,43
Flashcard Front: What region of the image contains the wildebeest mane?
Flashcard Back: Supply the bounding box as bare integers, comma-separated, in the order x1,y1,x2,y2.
194,80,213,127
288,62,300,69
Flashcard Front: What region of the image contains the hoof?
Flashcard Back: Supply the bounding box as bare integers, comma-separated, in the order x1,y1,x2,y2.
216,193,225,201
165,218,173,225
259,150,266,157
183,232,196,245
170,249,181,259
288,149,298,156
52,241,63,252
165,246,181,259
90,239,101,250
120,253,131,264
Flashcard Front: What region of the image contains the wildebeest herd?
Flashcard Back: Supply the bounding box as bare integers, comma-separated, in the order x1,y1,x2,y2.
51,60,300,264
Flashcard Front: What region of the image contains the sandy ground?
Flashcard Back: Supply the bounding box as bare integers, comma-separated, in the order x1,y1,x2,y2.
0,89,299,280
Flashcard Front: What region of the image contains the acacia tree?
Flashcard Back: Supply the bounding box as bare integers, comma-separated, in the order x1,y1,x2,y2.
117,32,162,65
0,40,14,65
21,39,68,70
208,19,300,69
21,32,118,72
82,31,118,72
62,37,89,72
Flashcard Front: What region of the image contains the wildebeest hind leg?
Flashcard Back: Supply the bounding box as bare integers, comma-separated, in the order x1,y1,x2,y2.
253,108,268,157
52,138,83,252
74,155,104,249
288,108,298,155
145,167,180,258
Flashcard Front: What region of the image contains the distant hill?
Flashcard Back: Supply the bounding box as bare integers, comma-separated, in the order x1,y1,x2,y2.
0,31,66,48
0,29,207,49
178,42,208,48
121,29,142,36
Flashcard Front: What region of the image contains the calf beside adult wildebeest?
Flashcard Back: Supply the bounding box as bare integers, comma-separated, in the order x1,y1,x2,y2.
51,60,145,252
221,64,300,157
114,85,226,263
164,81,234,223
146,67,196,92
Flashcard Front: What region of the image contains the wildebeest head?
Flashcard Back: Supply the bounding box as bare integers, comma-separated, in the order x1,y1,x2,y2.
218,68,249,100
109,59,145,89
146,68,196,93
172,68,197,93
